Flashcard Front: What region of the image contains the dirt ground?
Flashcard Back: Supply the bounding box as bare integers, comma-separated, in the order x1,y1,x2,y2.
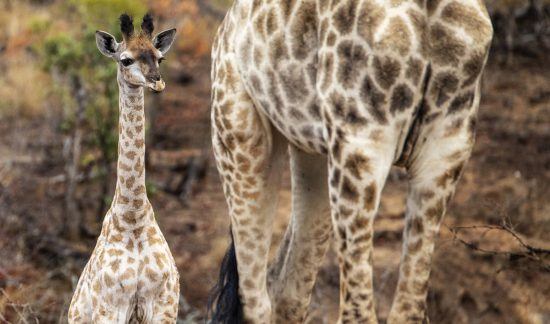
151,52,550,323
1,9,550,324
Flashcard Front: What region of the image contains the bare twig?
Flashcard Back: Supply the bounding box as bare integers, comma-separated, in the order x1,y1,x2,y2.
448,222,550,272
1,289,30,324
177,153,208,206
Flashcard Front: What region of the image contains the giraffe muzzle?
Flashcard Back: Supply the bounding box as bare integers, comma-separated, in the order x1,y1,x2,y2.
147,78,165,92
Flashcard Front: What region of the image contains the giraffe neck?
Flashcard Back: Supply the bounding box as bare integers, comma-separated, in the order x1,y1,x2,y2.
113,71,150,215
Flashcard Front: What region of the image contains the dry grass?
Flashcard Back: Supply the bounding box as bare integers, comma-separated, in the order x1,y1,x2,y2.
0,2,56,120
0,61,52,119
0,264,63,323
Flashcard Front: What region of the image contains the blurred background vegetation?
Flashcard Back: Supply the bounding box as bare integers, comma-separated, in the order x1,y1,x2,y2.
0,0,227,321
0,0,549,323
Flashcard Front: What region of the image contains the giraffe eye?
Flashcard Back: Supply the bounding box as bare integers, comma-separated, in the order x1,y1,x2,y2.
121,58,134,66
158,57,165,64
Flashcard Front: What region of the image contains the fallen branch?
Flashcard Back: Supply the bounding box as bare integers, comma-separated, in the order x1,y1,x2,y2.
448,221,550,272
153,149,209,207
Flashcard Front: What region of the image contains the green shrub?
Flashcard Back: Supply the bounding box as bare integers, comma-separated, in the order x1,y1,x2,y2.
39,0,148,214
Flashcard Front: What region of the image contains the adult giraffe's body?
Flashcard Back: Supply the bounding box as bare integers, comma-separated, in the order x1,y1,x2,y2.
209,0,493,323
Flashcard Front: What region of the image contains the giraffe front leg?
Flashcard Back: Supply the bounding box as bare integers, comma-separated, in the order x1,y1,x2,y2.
92,297,132,324
328,132,396,324
151,270,179,324
268,146,332,323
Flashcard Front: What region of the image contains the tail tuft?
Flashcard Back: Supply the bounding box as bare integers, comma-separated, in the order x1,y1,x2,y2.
208,230,243,324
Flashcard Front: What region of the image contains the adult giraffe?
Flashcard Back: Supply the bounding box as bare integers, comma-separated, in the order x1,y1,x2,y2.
209,0,493,323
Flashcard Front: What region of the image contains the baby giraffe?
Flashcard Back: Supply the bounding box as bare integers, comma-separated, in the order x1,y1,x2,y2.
68,14,179,323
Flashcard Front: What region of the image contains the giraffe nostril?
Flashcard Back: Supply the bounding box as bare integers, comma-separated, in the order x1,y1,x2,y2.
148,75,161,82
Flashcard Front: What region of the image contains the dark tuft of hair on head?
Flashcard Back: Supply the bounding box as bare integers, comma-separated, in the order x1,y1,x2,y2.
141,13,154,37
119,13,134,40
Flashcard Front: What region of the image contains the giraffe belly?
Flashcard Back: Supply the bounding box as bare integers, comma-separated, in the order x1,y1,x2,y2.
246,74,327,155
233,1,327,154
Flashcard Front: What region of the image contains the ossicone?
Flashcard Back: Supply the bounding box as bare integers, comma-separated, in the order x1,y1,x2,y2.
141,12,154,37
119,13,134,40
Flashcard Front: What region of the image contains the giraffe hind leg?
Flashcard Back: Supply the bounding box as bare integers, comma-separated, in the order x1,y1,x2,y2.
326,127,400,324
387,122,474,323
388,0,492,319
209,55,287,323
268,146,332,323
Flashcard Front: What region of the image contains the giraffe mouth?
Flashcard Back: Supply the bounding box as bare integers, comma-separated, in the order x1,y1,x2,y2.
146,79,166,92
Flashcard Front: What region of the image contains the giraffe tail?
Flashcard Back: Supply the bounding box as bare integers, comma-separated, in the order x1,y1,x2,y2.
208,229,243,324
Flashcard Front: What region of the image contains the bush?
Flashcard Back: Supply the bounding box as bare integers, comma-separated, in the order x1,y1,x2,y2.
38,0,148,225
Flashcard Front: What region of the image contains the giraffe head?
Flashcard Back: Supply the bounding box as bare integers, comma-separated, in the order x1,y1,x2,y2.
95,13,176,92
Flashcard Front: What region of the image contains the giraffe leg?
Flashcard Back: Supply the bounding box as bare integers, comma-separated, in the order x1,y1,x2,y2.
388,2,492,315
92,299,131,324
388,91,481,323
327,132,396,324
152,274,179,323
269,146,332,323
387,133,473,323
210,59,287,322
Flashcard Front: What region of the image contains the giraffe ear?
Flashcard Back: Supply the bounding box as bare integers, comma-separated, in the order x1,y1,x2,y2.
152,28,176,55
95,30,120,58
